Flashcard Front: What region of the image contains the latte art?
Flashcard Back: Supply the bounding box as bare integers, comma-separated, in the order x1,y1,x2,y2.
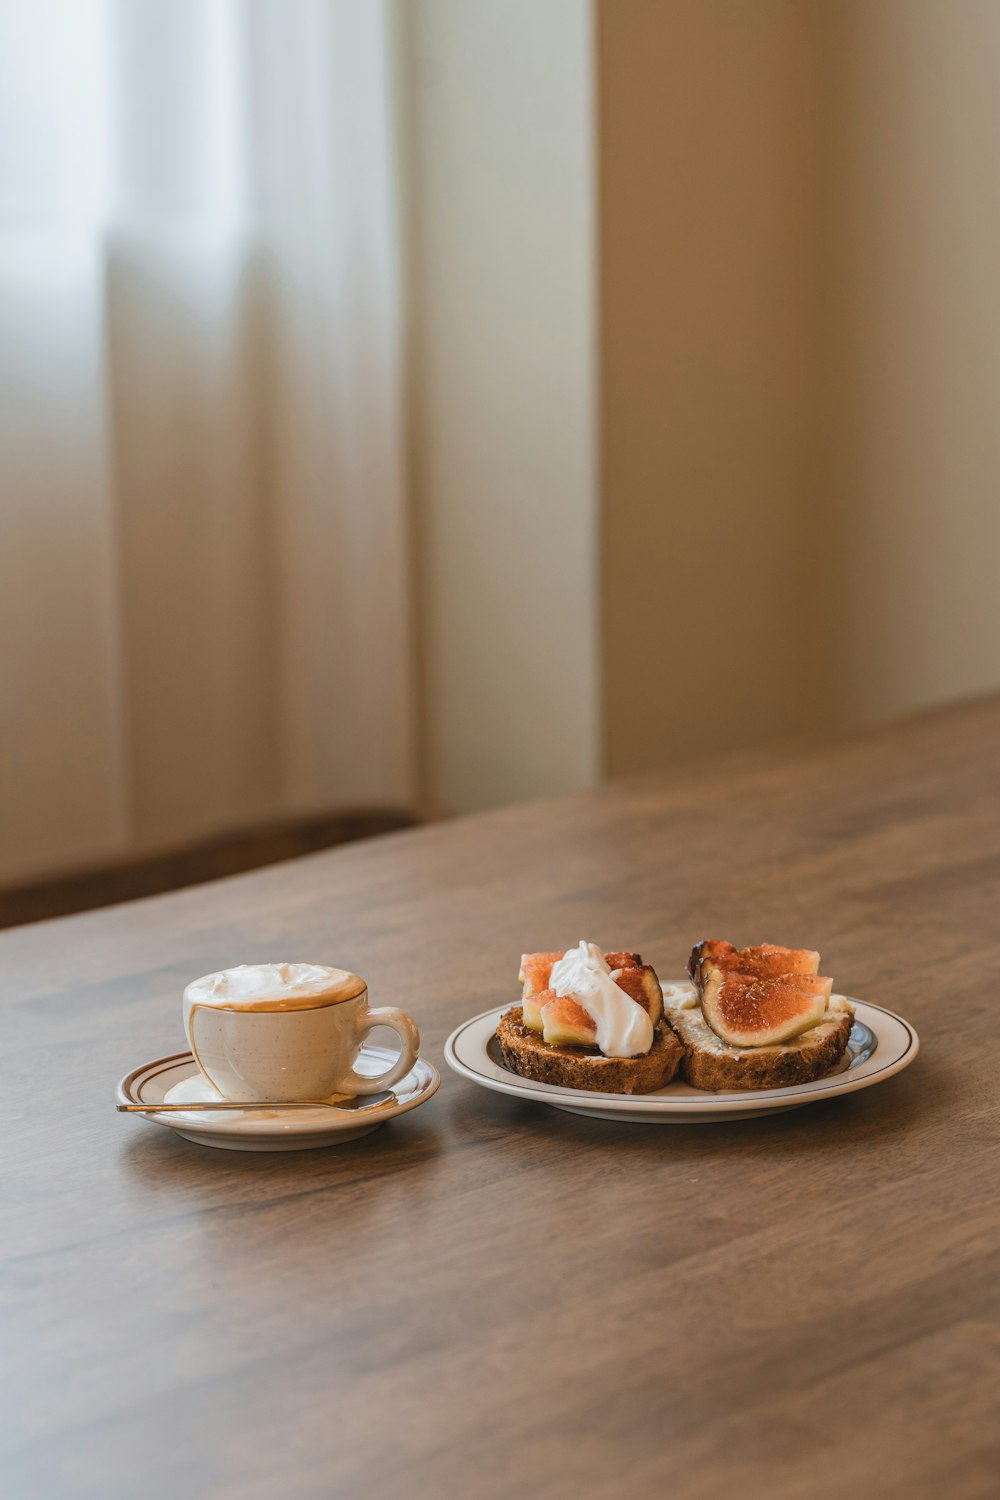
184,962,366,1013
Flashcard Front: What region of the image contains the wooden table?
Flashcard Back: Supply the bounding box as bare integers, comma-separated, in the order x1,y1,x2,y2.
4,699,999,1499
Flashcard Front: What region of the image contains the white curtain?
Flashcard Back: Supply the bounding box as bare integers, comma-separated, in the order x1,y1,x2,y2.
0,0,413,885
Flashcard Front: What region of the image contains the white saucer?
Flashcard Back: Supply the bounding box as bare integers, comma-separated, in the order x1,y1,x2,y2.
444,987,919,1123
117,1044,440,1151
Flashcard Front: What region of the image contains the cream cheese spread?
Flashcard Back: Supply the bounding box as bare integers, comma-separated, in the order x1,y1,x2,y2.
546,940,654,1057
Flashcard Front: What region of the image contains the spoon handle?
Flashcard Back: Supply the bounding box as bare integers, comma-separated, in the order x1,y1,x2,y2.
116,1099,384,1114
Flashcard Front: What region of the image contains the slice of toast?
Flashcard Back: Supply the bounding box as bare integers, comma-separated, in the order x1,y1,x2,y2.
662,984,854,1091
496,1006,685,1095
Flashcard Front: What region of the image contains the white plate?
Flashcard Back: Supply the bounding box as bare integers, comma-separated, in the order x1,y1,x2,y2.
117,1045,440,1151
444,988,919,1123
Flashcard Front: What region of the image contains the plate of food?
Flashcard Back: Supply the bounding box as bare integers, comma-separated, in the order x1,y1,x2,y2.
444,939,919,1122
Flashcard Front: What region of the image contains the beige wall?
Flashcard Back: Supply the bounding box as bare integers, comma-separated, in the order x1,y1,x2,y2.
818,0,1000,727
400,0,599,814
598,0,1000,773
598,0,823,775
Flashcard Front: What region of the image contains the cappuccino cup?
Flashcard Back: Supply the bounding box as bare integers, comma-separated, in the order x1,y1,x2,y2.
183,962,419,1102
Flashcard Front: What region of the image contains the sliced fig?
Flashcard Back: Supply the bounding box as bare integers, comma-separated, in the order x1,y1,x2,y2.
522,949,646,990
540,992,598,1049
734,944,821,978
521,987,548,1032
520,951,563,999
520,948,658,1037
520,952,564,1027
687,940,736,983
604,951,642,972
701,969,833,1047
689,940,820,990
612,964,663,1026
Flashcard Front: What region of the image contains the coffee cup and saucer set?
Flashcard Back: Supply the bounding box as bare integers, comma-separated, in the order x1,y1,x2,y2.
116,963,440,1151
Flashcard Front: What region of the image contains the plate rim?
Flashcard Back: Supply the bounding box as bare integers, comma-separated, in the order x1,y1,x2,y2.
444,996,919,1113
117,1045,440,1137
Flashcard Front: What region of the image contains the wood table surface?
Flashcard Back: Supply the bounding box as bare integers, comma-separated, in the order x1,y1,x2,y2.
4,699,999,1500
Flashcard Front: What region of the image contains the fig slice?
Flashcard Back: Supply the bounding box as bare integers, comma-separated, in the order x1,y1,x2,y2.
611,964,664,1026
519,949,656,1031
688,940,820,990
521,990,546,1032
520,952,565,1030
539,992,598,1049
701,969,833,1048
603,951,643,972
520,952,564,998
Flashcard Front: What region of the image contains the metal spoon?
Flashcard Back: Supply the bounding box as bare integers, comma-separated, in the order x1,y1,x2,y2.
117,1094,393,1115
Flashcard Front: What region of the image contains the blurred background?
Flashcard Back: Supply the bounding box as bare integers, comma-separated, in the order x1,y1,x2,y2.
3,0,999,922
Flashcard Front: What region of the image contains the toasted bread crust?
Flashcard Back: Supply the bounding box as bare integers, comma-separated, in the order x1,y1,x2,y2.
496,1006,685,1095
666,1000,854,1091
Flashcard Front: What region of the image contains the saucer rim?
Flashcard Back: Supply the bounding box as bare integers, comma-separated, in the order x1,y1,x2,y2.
117,1044,440,1138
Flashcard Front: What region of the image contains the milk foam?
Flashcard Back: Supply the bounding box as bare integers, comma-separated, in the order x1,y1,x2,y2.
183,962,366,1012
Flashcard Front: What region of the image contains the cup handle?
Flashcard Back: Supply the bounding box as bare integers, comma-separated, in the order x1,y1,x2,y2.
338,1007,420,1095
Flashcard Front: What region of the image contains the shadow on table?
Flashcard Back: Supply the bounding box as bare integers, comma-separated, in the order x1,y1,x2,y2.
117,1045,943,1200
442,1044,942,1163
117,1104,447,1197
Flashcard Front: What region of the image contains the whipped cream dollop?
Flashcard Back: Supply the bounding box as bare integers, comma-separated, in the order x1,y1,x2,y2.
183,962,366,1012
548,940,654,1057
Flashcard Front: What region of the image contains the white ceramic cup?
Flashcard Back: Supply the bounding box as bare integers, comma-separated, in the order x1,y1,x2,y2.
182,962,419,1102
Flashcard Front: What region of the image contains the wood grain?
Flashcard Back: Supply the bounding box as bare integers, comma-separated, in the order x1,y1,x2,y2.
3,698,999,1499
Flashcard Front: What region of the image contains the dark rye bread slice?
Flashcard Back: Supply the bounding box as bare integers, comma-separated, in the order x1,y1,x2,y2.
496,1006,685,1095
663,991,855,1091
